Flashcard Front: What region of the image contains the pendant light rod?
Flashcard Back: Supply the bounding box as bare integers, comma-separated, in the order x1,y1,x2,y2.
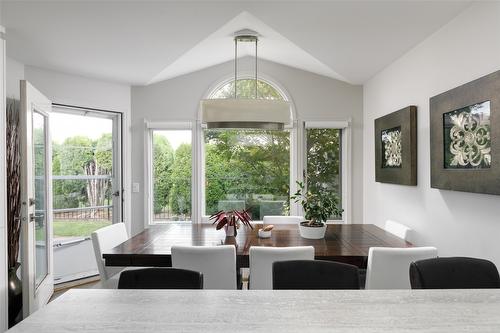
233,30,259,100
255,37,258,99
234,37,237,98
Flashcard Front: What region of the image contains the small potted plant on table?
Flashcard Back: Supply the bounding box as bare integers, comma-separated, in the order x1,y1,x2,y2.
291,181,343,239
209,209,253,236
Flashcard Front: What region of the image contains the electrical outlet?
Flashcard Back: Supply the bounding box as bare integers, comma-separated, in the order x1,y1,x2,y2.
132,182,140,193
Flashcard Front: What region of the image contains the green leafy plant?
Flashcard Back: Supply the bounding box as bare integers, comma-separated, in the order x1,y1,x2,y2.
291,181,343,227
209,209,253,231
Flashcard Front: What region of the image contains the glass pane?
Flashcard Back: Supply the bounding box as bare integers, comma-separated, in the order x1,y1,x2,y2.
204,129,290,220
443,100,491,169
152,130,192,222
306,128,342,220
210,79,284,100
33,111,48,287
51,112,113,239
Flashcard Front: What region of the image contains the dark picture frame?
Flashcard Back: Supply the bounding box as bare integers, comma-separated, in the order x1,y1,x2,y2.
430,70,500,195
375,106,417,185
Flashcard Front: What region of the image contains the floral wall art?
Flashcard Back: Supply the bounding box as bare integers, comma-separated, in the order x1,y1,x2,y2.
375,106,417,185
430,70,500,195
381,126,403,168
443,101,491,169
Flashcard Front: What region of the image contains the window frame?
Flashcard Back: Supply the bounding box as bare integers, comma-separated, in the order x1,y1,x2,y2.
301,120,352,224
51,104,124,226
199,126,295,222
144,121,195,227
200,75,296,222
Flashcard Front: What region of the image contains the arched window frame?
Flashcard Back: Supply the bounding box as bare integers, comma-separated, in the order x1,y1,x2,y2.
197,73,300,222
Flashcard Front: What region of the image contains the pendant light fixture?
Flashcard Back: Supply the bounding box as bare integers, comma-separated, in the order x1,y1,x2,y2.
201,29,291,130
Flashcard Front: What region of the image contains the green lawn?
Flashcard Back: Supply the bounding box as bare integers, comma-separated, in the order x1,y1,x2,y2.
36,220,112,240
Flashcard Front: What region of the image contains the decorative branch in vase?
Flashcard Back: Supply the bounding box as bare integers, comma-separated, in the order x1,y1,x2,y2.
209,209,253,237
6,98,22,327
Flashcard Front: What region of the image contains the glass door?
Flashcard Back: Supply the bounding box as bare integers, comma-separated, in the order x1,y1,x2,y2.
50,106,122,283
20,80,53,316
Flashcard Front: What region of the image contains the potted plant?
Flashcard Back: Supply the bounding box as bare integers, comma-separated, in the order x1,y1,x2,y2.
291,181,343,239
209,209,253,236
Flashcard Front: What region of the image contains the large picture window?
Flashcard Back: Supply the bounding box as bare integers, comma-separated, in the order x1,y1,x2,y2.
204,129,290,220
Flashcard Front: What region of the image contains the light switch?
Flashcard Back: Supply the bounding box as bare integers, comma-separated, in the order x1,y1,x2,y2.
132,182,140,193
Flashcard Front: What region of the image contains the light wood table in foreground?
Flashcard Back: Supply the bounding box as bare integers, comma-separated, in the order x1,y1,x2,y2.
9,289,500,332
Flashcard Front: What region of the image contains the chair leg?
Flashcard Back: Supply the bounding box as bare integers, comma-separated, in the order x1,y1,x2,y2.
358,269,366,290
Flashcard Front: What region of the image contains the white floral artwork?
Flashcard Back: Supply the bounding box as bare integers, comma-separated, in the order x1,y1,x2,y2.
381,127,402,168
445,101,491,168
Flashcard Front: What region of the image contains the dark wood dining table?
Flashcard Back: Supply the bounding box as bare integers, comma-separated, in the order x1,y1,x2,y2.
103,223,412,269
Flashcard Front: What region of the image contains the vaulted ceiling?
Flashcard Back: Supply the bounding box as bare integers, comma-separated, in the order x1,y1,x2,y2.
2,1,471,85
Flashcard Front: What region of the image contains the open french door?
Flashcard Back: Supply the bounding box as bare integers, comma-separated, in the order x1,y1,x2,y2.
20,80,54,316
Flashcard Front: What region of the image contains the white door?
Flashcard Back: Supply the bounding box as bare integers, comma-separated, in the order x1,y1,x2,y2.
20,80,53,316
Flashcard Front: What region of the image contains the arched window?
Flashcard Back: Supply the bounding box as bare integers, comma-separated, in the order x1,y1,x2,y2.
204,78,291,220
209,79,286,101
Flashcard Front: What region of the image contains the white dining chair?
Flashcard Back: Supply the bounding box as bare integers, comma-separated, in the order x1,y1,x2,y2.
365,247,438,289
91,222,129,288
171,245,237,290
384,220,413,242
249,246,314,290
262,215,305,225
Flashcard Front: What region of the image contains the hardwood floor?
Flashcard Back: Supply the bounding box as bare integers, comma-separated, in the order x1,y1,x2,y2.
51,275,100,301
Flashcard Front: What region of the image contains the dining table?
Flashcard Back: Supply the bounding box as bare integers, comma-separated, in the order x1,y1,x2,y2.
103,223,412,268
8,289,500,332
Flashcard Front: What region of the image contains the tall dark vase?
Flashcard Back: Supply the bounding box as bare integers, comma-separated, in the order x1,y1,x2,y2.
8,262,22,328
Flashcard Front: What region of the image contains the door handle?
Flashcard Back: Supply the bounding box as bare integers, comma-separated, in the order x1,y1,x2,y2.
112,190,120,197
29,213,36,223
29,198,36,206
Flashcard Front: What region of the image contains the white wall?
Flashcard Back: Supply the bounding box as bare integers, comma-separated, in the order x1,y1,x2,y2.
131,58,363,235
6,57,23,100
24,66,131,113
363,2,500,267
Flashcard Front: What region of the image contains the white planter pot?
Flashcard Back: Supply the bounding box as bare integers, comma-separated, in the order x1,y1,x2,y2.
299,223,327,239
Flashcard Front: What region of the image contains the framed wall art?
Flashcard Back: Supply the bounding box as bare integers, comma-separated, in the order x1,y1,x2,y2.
430,70,500,195
375,106,417,185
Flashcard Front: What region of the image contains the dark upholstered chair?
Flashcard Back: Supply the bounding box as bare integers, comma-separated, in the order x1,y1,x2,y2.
410,257,500,289
273,260,360,290
118,268,203,289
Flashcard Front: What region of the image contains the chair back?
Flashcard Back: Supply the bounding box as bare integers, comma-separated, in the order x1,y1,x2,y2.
91,223,128,280
262,216,305,225
171,245,237,289
118,268,203,289
410,257,500,289
273,260,360,290
384,220,413,242
365,246,437,289
249,246,314,289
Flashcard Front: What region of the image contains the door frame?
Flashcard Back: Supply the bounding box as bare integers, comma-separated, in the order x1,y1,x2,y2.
51,103,124,224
